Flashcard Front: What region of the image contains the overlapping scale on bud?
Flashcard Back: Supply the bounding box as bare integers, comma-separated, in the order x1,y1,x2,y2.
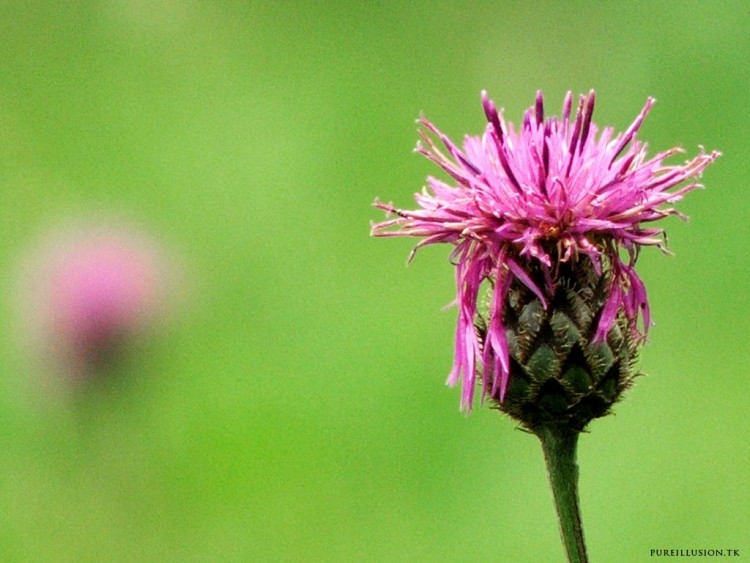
373,90,719,423
481,258,637,432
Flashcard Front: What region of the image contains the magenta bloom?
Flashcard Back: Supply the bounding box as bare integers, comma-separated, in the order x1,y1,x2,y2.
16,221,171,381
373,91,719,410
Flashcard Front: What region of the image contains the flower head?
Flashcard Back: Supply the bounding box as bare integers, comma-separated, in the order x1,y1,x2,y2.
15,219,173,383
373,90,719,412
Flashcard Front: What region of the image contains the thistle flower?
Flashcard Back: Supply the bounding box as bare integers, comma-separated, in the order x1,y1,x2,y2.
373,90,719,424
15,220,172,384
373,90,719,562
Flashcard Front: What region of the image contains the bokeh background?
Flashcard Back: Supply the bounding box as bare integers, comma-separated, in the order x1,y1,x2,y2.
0,2,747,561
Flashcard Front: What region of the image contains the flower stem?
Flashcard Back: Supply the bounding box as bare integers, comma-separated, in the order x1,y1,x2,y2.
536,426,588,563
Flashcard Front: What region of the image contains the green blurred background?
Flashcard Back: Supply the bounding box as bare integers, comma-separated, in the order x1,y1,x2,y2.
0,2,746,561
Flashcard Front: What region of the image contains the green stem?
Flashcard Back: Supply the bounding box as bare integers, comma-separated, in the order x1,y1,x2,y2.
536,426,588,563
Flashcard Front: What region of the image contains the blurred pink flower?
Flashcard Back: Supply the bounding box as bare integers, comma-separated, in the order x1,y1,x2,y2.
17,220,170,381
373,91,720,410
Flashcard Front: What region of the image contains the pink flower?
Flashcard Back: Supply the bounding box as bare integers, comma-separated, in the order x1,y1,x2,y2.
16,220,171,382
373,91,719,411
